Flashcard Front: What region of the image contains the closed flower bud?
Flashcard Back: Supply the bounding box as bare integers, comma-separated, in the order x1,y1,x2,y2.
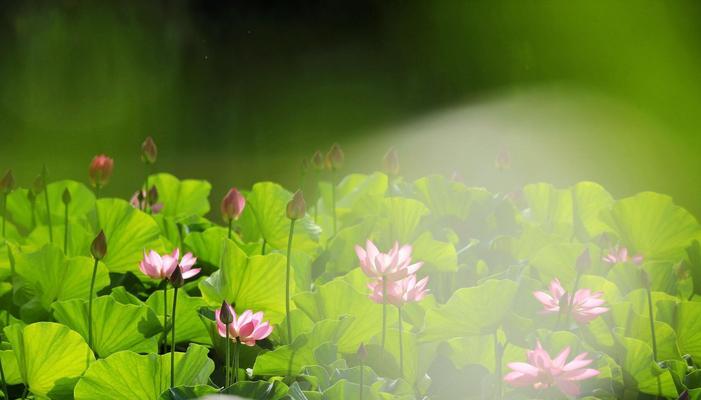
91,230,107,260
32,174,45,195
219,300,234,325
357,342,368,362
311,150,324,171
88,155,114,188
147,185,159,206
286,190,306,220
0,170,14,194
221,188,246,222
141,136,158,164
27,190,36,204
383,147,400,177
325,143,344,171
169,265,184,288
576,248,591,272
62,188,71,205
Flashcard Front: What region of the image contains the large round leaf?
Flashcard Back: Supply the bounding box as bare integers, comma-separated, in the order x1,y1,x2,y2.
73,344,214,400
145,288,211,345
52,295,161,357
413,175,491,221
95,198,163,273
35,180,96,229
603,192,701,262
4,322,94,399
148,173,211,221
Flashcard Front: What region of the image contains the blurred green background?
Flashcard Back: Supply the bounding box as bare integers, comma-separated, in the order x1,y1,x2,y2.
1,1,700,216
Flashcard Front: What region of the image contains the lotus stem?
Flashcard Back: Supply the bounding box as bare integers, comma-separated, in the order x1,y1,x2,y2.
646,286,658,362
381,278,387,354
2,192,7,238
225,326,231,388
227,219,233,240
398,306,404,377
43,182,53,244
233,339,240,383
285,219,296,344
87,257,99,349
359,360,364,400
162,284,168,354
170,286,178,388
64,198,69,255
94,183,101,228
313,172,319,224
563,271,582,328
495,333,503,400
144,173,150,214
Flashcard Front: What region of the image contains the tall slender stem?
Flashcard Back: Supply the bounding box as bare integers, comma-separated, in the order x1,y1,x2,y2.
0,347,9,400
495,333,503,400
563,271,582,329
44,183,53,243
227,219,233,240
646,286,658,362
286,220,296,344
331,171,337,236
381,278,387,353
94,184,101,229
162,284,168,354
233,339,240,383
225,326,231,388
144,173,150,215
87,257,99,349
359,360,364,400
170,286,178,388
398,306,404,378
64,200,69,255
313,172,319,224
2,193,7,238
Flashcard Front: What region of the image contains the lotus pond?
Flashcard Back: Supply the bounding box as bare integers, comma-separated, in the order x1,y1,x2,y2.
0,139,699,400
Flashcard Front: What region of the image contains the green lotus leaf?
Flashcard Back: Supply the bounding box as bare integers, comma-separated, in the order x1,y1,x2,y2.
73,344,214,400
25,221,94,258
410,231,458,272
95,198,164,273
0,348,22,385
413,175,493,220
148,173,212,221
375,197,429,245
220,380,289,400
199,239,290,323
253,318,352,376
571,181,614,242
615,334,677,398
52,295,162,358
610,302,681,361
323,218,377,275
293,276,382,353
663,301,701,360
185,226,259,265
13,243,110,311
602,192,701,262
146,288,211,345
528,242,585,287
422,279,518,341
34,180,96,228
522,183,573,237
686,240,701,297
4,322,94,399
158,385,218,400
319,173,388,224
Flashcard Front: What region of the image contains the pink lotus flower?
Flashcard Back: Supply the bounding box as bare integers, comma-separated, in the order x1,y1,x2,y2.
533,279,609,324
368,274,429,307
504,341,599,396
215,304,273,346
354,240,423,281
602,245,643,265
88,154,114,188
129,190,163,214
221,188,246,222
139,248,200,280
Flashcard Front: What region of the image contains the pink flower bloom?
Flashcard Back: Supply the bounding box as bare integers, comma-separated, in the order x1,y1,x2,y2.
354,240,423,281
602,245,643,265
129,190,163,214
139,248,200,280
221,188,246,222
215,304,273,346
89,154,114,188
533,279,609,324
504,341,599,397
368,274,429,307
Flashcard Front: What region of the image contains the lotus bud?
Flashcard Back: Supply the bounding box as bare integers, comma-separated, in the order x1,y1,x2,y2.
311,150,324,171
286,190,306,220
357,342,368,362
678,390,689,400
325,143,344,171
32,174,45,195
141,136,158,164
495,147,511,171
383,147,400,177
169,265,184,288
0,170,14,195
147,185,159,206
219,301,234,325
27,190,36,204
62,188,71,205
88,154,114,188
576,248,591,273
221,188,246,222
90,230,107,260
